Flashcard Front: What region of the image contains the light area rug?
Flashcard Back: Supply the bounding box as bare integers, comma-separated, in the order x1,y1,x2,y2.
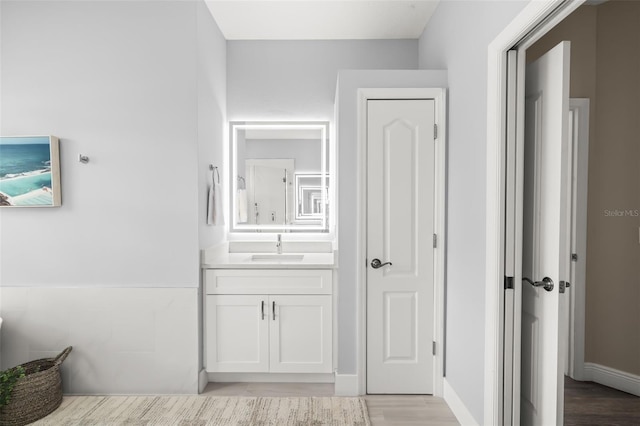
32,396,371,426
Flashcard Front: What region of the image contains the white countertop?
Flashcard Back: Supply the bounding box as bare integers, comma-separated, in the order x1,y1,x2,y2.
202,251,336,269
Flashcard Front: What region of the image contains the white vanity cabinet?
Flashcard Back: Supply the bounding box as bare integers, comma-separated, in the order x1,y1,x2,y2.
206,295,270,372
204,269,332,375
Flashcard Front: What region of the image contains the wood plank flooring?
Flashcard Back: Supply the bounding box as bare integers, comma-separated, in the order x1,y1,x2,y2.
565,377,640,426
202,382,460,426
364,395,459,426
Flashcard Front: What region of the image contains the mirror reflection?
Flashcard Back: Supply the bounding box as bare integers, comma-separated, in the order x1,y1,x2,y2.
231,122,329,232
295,174,328,221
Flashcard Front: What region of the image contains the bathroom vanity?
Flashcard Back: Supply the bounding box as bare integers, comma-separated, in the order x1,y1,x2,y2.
202,121,336,384
202,246,335,379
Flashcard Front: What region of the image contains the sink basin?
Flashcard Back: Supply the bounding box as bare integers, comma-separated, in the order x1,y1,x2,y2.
251,254,305,261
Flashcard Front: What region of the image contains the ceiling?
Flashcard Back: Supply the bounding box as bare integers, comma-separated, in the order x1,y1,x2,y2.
205,1,440,41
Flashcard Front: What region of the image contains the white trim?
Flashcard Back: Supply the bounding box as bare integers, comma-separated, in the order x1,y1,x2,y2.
444,379,479,426
567,98,590,382
583,363,640,397
334,374,359,396
356,88,447,397
485,1,586,424
510,47,527,426
198,368,208,394
207,372,335,383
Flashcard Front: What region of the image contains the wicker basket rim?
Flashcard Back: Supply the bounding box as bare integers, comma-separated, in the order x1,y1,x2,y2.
5,347,72,383
15,364,57,383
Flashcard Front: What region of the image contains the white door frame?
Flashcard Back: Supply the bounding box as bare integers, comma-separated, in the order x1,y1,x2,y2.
566,98,590,381
356,88,447,396
484,1,586,424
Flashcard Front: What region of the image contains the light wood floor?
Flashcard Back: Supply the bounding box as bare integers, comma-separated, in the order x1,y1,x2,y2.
202,382,460,426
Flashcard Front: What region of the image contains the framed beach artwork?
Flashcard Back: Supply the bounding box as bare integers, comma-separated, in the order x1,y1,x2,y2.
0,136,61,207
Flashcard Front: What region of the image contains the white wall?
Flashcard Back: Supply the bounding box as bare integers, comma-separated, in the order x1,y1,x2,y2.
244,139,322,172
197,1,227,250
0,287,198,394
196,0,227,378
418,1,529,422
0,0,199,287
226,40,419,121
335,70,448,375
0,0,226,393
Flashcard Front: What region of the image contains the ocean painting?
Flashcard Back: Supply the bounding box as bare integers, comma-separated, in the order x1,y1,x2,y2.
0,136,61,207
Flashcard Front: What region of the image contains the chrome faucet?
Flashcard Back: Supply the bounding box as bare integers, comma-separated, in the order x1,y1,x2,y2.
276,234,282,254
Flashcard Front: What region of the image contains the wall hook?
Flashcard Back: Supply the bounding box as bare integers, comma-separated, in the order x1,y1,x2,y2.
209,165,220,184
78,154,90,164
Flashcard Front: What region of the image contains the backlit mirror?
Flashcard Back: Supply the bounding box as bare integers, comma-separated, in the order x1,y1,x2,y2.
230,122,329,232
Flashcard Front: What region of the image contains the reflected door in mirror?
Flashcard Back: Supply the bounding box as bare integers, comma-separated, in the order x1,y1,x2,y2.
245,159,294,225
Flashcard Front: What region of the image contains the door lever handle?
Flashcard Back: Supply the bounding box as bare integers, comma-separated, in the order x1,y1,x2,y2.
371,258,392,269
522,276,554,292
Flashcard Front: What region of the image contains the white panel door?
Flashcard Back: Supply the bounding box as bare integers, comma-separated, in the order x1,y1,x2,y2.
366,99,435,394
206,295,269,372
269,295,332,373
246,159,294,225
521,41,571,426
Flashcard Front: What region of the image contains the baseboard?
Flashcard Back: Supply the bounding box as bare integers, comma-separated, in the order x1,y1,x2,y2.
583,362,640,397
198,368,208,394
207,372,335,383
443,379,479,426
334,374,359,396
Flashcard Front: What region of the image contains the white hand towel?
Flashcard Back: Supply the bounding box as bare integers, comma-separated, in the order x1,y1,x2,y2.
206,184,215,225
214,182,224,225
237,188,248,223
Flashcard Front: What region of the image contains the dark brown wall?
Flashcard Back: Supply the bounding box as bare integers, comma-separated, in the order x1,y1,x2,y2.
528,1,640,376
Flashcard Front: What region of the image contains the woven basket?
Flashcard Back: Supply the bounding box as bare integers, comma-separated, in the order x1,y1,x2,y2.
0,346,72,426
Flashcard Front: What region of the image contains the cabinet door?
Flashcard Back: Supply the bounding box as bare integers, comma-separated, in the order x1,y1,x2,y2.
206,295,269,372
269,295,332,373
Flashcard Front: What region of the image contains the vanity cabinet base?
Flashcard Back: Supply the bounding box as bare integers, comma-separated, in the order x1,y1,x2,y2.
207,372,335,384
204,269,333,375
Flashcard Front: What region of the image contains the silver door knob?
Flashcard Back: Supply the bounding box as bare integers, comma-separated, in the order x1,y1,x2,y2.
522,276,554,292
371,258,392,269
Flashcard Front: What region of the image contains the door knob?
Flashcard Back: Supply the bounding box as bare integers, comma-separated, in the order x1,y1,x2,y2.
522,276,554,292
371,258,392,269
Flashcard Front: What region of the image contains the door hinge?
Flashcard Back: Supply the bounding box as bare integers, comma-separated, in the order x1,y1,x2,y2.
433,234,437,248
434,124,438,139
504,276,514,290
432,341,436,356
571,253,578,262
